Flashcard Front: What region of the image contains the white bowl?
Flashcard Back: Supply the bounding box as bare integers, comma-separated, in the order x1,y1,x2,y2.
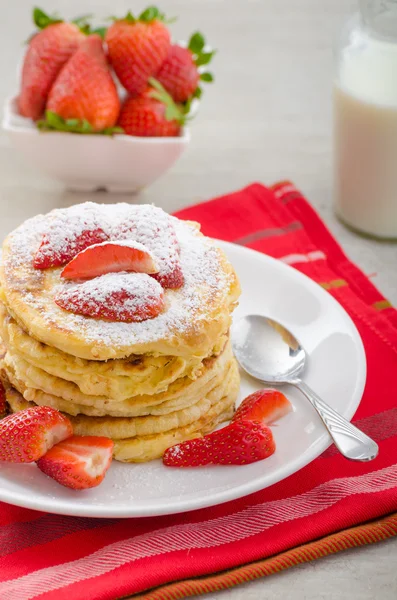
2,96,190,193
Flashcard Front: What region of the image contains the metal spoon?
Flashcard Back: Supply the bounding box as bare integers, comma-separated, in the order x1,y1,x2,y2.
232,314,378,462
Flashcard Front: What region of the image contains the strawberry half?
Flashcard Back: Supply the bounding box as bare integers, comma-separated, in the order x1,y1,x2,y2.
163,420,275,467
37,435,114,490
232,389,293,425
115,205,184,289
34,227,109,269
61,240,159,280
152,264,184,289
55,272,165,322
33,203,184,288
0,406,73,463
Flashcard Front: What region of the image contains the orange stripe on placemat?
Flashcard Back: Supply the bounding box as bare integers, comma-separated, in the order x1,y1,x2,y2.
319,279,348,291
270,181,303,204
132,513,397,600
373,300,393,312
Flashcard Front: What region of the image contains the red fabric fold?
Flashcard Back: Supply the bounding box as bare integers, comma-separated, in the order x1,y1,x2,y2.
0,182,396,600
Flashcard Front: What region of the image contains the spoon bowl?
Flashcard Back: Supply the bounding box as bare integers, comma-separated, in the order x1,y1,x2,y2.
232,314,379,462
232,314,305,384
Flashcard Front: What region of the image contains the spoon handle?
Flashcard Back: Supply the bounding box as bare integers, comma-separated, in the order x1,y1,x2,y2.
294,380,378,462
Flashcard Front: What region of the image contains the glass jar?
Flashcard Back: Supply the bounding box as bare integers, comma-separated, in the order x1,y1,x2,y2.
333,0,397,239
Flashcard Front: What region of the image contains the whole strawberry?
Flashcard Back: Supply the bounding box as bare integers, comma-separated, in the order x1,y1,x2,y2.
156,32,215,103
43,35,120,133
19,8,85,120
106,6,171,96
55,272,165,323
118,79,185,137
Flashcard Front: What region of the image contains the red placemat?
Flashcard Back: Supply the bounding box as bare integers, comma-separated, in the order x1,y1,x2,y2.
0,182,396,600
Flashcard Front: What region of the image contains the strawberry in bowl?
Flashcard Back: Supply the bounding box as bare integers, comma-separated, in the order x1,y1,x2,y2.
2,6,215,192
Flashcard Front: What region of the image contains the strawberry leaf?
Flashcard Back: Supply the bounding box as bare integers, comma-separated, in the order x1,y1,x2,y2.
193,86,202,99
81,120,93,133
37,111,122,135
183,87,201,116
103,126,124,135
148,78,186,125
188,32,205,54
200,72,214,82
71,13,93,26
139,5,173,23
45,110,65,128
33,7,62,30
139,6,161,21
183,97,194,115
92,26,107,39
71,13,96,35
195,51,216,67
112,7,174,25
124,10,136,23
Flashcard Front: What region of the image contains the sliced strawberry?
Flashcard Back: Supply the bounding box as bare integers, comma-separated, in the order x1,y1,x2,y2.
152,264,184,289
34,227,109,269
33,203,184,288
55,272,165,322
0,381,7,419
61,240,159,280
232,389,293,425
163,420,276,467
115,205,184,289
0,406,73,463
37,435,114,490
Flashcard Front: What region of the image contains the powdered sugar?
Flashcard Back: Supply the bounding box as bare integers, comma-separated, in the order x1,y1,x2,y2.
71,239,157,253
2,203,234,354
164,444,183,459
32,203,182,286
55,272,165,322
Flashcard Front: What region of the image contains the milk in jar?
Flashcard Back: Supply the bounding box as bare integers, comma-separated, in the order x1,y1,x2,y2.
334,1,397,239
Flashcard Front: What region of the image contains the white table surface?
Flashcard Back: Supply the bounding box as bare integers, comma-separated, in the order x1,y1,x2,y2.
1,1,396,598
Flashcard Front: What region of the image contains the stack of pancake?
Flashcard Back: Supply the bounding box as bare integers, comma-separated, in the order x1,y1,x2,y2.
0,203,241,462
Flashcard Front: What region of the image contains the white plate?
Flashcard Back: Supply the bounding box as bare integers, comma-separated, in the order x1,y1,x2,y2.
0,241,366,518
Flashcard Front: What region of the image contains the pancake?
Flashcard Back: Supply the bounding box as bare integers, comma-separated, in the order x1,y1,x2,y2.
0,203,240,361
0,303,227,399
0,202,242,464
4,366,239,462
56,361,237,439
3,340,234,417
113,393,237,463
